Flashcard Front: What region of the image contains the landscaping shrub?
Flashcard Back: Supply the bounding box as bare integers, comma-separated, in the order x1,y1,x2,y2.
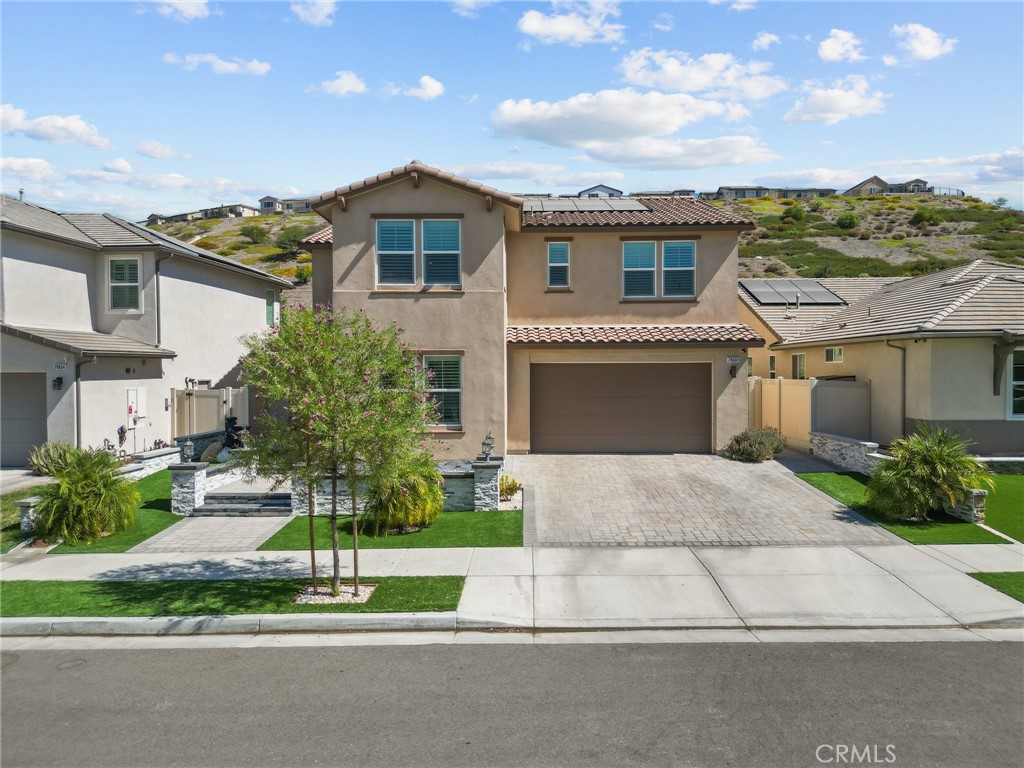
499,475,523,502
34,449,140,544
194,237,219,250
294,265,312,284
836,212,859,230
867,424,994,522
364,462,444,535
27,441,77,476
239,223,269,244
786,204,805,221
910,208,944,227
724,428,785,462
764,261,786,275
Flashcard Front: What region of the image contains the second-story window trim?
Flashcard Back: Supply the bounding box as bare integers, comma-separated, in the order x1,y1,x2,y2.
376,219,415,285
108,255,142,312
547,242,570,288
422,219,461,286
622,241,656,298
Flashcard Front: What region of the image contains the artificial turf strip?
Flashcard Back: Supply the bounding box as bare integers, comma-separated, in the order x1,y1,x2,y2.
982,475,1024,542
51,470,181,554
259,510,523,551
795,471,1006,545
970,572,1024,603
0,576,465,617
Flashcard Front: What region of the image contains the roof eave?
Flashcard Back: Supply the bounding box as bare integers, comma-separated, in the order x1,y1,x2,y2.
508,340,766,349
0,325,178,358
520,223,755,232
777,329,1023,349
0,220,101,251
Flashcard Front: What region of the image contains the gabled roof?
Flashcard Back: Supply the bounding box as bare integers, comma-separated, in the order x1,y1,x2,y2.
311,161,525,212
775,261,1024,347
844,175,888,193
507,324,764,346
1,196,100,248
521,196,753,229
1,323,176,358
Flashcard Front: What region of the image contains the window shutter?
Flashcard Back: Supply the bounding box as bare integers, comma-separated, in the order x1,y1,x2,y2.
379,254,415,283
623,272,655,296
265,290,275,325
422,220,460,252
623,242,655,269
377,220,414,252
663,241,695,269
424,254,460,284
426,357,460,389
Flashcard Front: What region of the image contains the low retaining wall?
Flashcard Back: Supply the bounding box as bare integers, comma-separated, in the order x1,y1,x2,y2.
170,461,248,515
980,458,1024,475
126,447,181,479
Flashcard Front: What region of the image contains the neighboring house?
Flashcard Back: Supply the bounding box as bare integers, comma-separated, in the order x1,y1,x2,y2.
739,263,1024,453
302,161,763,460
0,196,290,465
575,185,624,198
843,176,962,196
635,189,696,198
711,186,835,200
200,204,260,219
259,196,313,215
715,186,769,200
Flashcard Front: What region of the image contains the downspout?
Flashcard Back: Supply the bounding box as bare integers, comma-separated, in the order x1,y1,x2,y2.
884,340,907,437
154,253,175,347
75,356,98,448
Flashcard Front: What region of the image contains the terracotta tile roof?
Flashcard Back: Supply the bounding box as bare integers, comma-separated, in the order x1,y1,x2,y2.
521,196,753,229
507,324,764,346
311,160,525,210
302,225,332,246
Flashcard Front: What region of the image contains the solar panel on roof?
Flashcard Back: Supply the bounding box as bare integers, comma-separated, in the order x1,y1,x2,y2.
606,198,649,211
572,198,612,211
740,279,845,306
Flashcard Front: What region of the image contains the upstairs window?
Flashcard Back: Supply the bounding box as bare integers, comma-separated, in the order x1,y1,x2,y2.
1011,349,1024,418
622,242,656,298
376,220,415,285
825,346,844,363
662,241,696,297
422,220,461,285
424,356,462,426
109,258,140,310
547,242,570,288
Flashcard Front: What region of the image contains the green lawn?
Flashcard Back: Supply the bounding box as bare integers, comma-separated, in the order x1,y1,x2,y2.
0,483,54,553
260,510,523,551
970,572,1024,603
984,475,1024,542
49,470,181,553
796,472,1006,545
0,576,464,617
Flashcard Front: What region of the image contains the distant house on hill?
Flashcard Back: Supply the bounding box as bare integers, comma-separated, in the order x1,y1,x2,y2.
259,196,313,215
711,186,836,201
575,184,624,198
843,176,963,197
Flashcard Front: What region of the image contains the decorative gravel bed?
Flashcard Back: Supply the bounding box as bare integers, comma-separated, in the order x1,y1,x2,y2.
293,583,377,605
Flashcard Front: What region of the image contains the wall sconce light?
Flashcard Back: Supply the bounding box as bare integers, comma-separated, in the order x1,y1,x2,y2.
52,377,63,391
729,366,737,378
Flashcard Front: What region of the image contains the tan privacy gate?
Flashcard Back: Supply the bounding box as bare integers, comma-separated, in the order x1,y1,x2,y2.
748,377,871,448
171,386,249,438
530,363,712,453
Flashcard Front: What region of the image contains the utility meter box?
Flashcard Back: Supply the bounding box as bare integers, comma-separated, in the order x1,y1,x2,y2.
127,388,147,425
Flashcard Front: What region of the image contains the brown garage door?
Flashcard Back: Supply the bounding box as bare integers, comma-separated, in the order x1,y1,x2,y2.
1,373,48,466
530,363,712,453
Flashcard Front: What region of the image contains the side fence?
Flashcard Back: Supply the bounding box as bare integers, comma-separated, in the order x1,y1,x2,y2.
748,377,871,449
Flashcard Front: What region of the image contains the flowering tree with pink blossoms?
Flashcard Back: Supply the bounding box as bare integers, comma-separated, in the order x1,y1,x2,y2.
238,305,437,596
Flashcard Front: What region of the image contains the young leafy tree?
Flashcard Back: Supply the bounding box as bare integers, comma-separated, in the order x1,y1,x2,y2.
239,305,437,595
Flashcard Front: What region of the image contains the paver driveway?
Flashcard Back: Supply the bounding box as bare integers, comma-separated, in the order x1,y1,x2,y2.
505,453,899,547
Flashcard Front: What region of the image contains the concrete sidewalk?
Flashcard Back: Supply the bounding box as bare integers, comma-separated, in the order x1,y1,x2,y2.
2,543,1022,632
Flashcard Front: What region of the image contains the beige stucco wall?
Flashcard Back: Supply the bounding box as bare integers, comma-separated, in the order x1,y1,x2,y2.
0,230,96,330
928,338,1010,420
739,304,780,378
318,177,509,460
506,229,741,324
507,346,749,453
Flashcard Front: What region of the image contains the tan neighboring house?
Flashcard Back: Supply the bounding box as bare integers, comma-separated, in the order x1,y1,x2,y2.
0,196,290,465
302,161,763,461
739,263,1024,454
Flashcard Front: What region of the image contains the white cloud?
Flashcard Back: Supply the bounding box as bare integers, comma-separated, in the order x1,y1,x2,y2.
406,75,445,101
517,2,625,47
784,76,889,125
818,29,866,63
163,53,271,76
878,148,1023,183
69,165,301,201
137,139,189,158
290,1,337,27
710,0,758,11
881,55,899,67
751,32,779,51
0,157,59,183
752,167,863,189
450,161,624,188
155,1,209,22
619,49,787,102
102,157,134,174
1,103,111,148
450,1,497,17
319,70,368,97
892,23,957,61
580,136,778,169
652,12,673,32
493,88,742,145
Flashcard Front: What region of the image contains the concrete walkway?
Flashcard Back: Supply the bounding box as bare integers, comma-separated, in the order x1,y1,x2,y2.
3,543,1021,630
128,517,292,554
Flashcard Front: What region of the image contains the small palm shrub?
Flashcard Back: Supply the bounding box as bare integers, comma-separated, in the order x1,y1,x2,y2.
364,463,444,536
27,441,78,476
34,449,140,544
499,474,523,502
867,425,994,521
725,428,785,462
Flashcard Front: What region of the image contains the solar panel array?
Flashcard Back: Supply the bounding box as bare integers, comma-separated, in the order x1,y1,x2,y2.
522,197,650,213
739,279,845,305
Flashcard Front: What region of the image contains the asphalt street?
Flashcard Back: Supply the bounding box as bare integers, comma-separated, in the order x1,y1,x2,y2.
1,642,1021,768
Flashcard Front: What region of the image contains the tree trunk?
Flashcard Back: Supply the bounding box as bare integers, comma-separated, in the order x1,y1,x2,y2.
330,472,341,596
305,424,317,594
350,474,360,596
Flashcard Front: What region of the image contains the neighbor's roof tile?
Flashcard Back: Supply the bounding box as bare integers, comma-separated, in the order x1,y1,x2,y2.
521,197,753,229
507,324,764,345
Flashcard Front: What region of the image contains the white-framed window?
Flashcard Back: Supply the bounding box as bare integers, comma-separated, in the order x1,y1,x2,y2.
422,220,461,285
769,355,777,379
108,257,141,311
825,346,844,363
792,353,807,380
622,241,656,297
423,356,461,426
1010,349,1024,419
662,241,696,297
547,242,570,288
376,219,415,285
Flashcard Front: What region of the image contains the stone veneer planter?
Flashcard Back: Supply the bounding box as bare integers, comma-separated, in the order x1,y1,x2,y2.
169,461,248,515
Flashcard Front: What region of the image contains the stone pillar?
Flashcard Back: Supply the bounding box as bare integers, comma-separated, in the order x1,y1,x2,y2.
472,458,502,511
17,497,40,533
942,488,988,523
170,463,209,516
291,474,320,517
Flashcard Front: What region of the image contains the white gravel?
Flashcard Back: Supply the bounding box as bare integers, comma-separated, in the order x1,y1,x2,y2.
292,583,377,605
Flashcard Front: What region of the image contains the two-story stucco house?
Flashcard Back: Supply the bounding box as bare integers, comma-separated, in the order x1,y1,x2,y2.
302,162,763,461
0,195,290,465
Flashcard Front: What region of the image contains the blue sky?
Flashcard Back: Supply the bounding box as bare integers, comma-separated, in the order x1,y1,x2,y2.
2,1,1022,220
